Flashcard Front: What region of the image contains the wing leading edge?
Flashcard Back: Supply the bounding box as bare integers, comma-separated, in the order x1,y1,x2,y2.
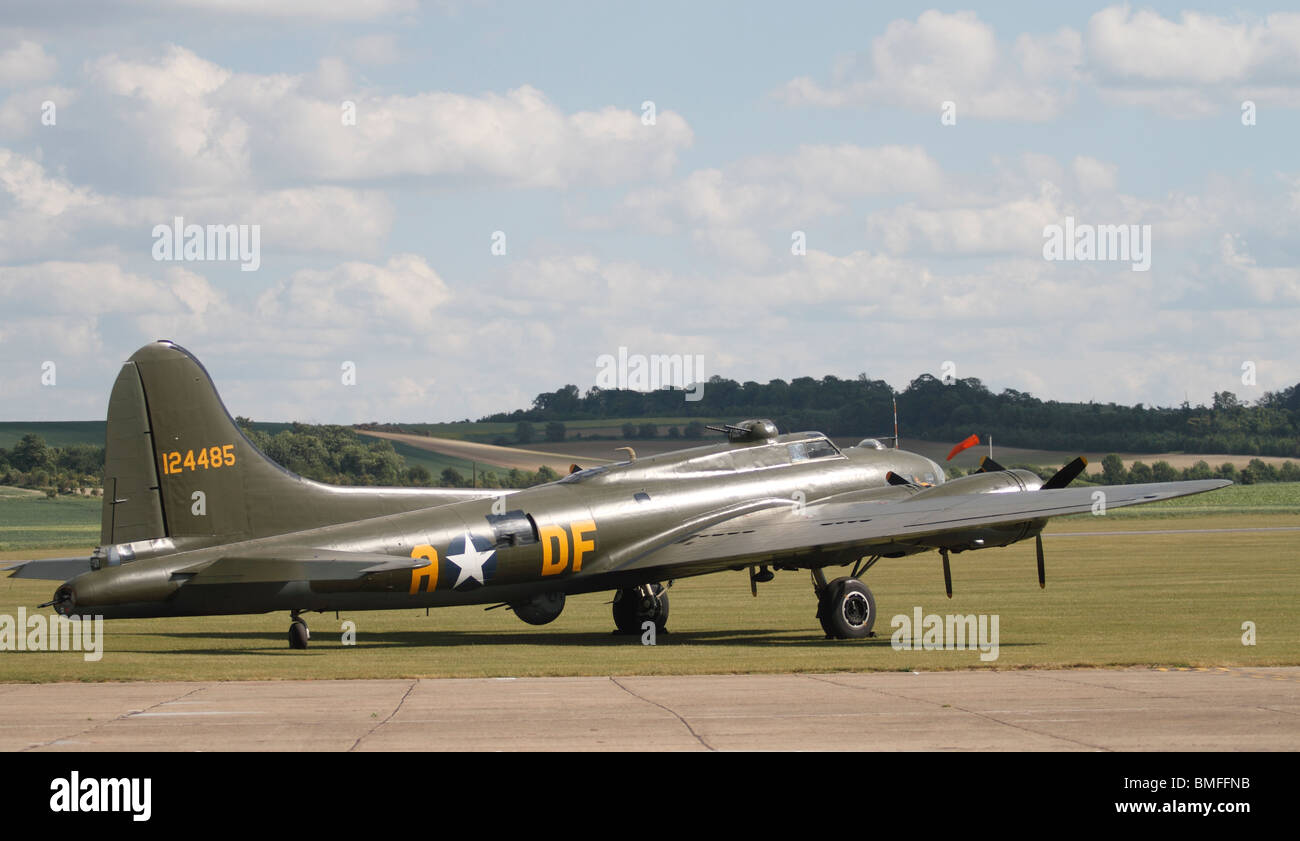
616,479,1231,575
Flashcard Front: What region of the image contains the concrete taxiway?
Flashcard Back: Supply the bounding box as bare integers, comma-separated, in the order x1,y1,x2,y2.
2,667,1296,751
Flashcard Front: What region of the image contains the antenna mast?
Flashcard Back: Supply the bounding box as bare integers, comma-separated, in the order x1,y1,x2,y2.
892,397,899,449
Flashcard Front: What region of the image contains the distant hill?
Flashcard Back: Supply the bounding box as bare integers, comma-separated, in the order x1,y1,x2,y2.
474,374,1300,458
0,420,293,450
0,421,106,449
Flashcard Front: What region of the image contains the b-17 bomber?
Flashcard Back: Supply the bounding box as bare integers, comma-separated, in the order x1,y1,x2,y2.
7,341,1230,648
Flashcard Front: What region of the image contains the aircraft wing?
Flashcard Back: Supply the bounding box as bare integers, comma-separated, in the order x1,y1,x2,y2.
614,479,1231,576
3,549,429,585
176,549,431,585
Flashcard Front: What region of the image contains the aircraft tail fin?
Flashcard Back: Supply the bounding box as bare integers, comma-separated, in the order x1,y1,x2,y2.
102,340,306,545
100,340,487,548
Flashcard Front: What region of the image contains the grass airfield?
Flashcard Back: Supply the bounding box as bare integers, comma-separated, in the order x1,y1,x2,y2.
1,505,1295,682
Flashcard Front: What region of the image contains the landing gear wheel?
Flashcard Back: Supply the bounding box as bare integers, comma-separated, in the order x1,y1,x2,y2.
818,577,876,640
612,584,669,635
288,617,310,649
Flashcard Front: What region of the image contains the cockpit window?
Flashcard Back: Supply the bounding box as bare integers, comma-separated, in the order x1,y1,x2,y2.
559,465,613,484
788,438,841,462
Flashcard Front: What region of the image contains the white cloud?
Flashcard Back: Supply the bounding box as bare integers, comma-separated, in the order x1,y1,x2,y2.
869,183,1063,257
2,235,1296,422
0,41,58,87
0,260,178,315
1087,6,1300,84
0,147,100,216
83,46,693,191
777,6,1300,120
1218,233,1300,305
0,85,75,138
0,149,394,261
90,46,250,189
1087,6,1300,116
1072,156,1119,195
0,255,458,420
0,261,231,363
774,11,1080,120
614,144,943,263
256,254,452,335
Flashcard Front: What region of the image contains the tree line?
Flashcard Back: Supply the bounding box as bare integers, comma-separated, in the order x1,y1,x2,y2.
480,374,1300,457
239,421,564,489
0,425,568,495
0,435,104,497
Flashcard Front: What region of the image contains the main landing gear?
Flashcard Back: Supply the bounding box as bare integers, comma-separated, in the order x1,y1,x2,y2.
288,610,310,649
612,583,669,635
812,568,877,640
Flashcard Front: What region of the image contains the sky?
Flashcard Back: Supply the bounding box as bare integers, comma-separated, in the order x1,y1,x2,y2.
1,1,1298,424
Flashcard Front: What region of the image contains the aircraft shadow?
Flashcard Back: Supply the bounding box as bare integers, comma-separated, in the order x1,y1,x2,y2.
126,628,1041,654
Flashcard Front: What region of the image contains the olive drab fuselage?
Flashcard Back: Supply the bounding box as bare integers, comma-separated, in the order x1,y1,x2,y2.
59,433,947,619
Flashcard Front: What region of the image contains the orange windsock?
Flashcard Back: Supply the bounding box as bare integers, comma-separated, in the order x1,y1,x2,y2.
946,434,980,461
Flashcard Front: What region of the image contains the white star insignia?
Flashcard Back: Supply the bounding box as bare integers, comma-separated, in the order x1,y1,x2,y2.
446,531,495,588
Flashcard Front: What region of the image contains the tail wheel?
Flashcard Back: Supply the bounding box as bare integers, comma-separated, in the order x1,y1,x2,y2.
819,577,876,640
612,584,669,634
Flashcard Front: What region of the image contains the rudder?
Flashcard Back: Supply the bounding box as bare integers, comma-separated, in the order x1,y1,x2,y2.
101,340,487,549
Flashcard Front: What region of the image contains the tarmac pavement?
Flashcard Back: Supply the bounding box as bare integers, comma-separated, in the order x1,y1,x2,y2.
2,667,1296,751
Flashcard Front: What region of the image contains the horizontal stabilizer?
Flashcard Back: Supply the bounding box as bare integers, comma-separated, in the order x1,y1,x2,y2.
3,557,94,581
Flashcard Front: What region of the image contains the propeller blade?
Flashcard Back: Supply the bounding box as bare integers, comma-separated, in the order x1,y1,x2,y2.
885,471,911,486
977,455,1006,473
1036,533,1046,589
1042,456,1089,490
750,566,758,598
941,548,952,599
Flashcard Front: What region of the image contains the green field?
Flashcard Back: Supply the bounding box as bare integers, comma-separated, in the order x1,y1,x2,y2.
0,487,101,552
383,438,483,480
1063,481,1300,519
0,421,105,449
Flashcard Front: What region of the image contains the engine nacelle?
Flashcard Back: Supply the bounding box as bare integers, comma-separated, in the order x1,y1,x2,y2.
511,590,566,625
907,469,1045,552
909,468,1042,499
52,563,180,615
